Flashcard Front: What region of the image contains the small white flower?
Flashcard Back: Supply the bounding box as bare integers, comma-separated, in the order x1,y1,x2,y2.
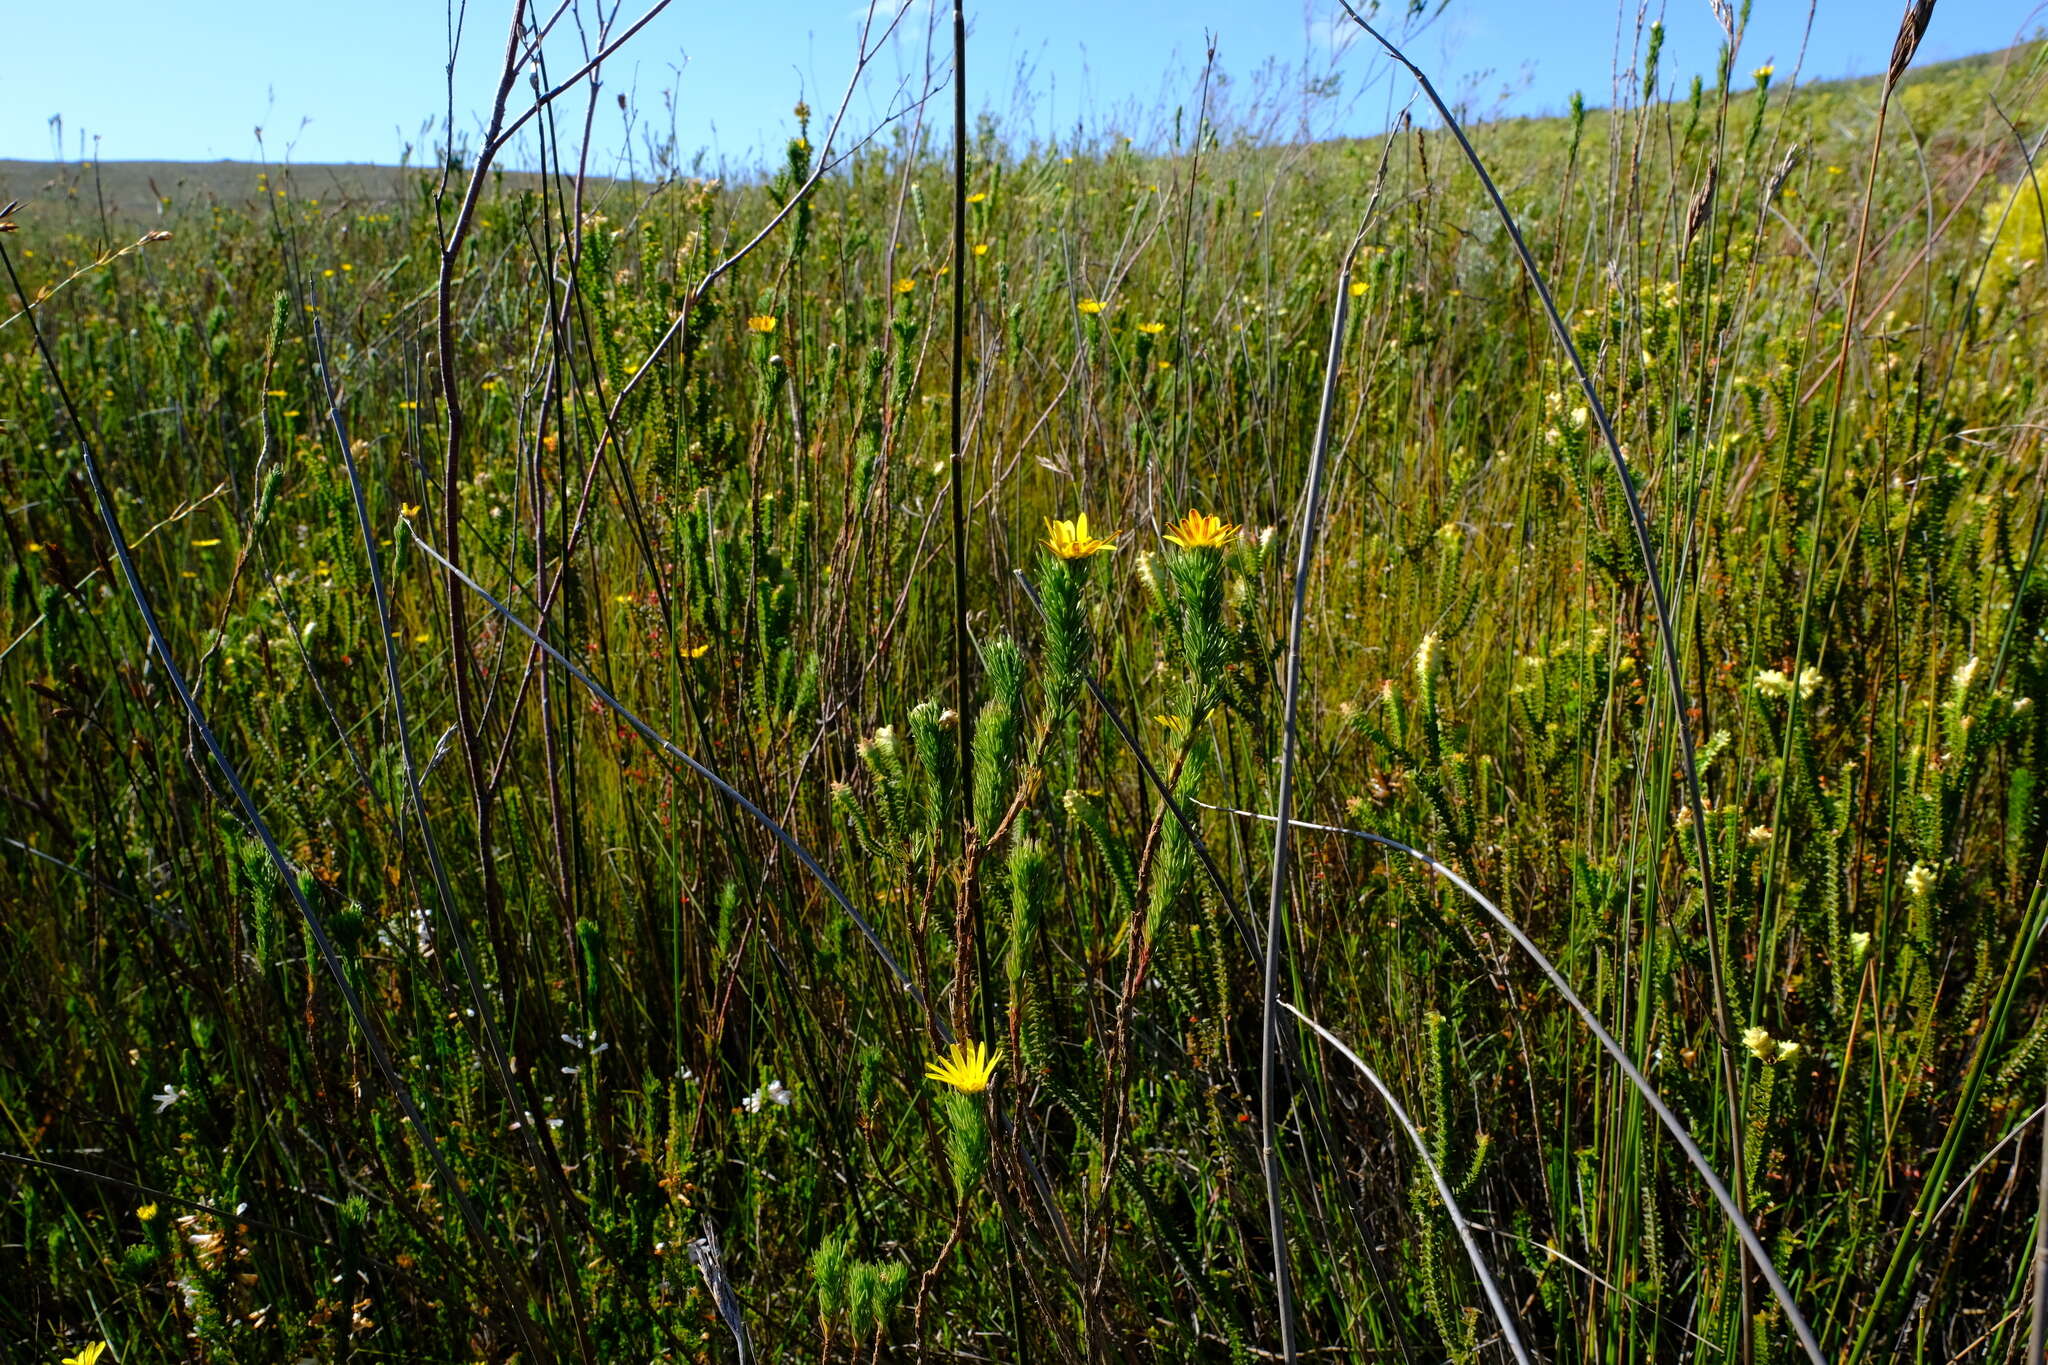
152,1084,184,1113
1953,655,1983,693
1746,825,1773,845
1848,930,1873,962
743,1079,793,1113
1906,862,1936,901
1742,1025,1775,1061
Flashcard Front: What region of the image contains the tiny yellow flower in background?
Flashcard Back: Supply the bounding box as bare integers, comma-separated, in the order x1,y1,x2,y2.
966,191,988,204
399,502,421,518
1163,509,1240,550
683,643,711,659
1077,297,1106,315
1348,279,1369,297
973,243,990,256
62,1343,108,1365
1154,714,1189,736
1753,64,1775,83
1043,513,1118,559
136,1202,158,1222
1136,320,1166,335
192,538,222,548
894,277,917,294
926,1040,1001,1093
747,314,778,333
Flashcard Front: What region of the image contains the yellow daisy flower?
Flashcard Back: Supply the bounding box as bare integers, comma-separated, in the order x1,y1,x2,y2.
894,277,917,294
62,1344,109,1365
925,1040,1001,1093
1077,297,1106,315
1043,513,1118,559
746,314,778,333
1162,509,1240,550
1136,320,1166,335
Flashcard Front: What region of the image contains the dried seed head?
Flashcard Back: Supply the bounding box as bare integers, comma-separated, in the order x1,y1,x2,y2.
1684,163,1718,250
1887,0,1936,94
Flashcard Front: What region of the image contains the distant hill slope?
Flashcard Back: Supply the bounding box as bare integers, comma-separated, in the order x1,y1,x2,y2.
4,39,2040,228
0,160,427,219
0,158,621,227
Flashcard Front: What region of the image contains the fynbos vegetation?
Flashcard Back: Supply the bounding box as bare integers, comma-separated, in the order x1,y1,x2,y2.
4,5,2048,1362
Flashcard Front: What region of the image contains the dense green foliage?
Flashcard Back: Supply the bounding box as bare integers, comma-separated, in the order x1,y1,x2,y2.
5,19,2048,1364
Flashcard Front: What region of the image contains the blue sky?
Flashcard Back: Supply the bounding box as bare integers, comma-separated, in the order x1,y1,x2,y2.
3,1,2040,173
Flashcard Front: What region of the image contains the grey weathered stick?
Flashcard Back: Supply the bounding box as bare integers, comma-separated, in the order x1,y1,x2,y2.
1256,223,1364,1365
2032,1075,2048,1365
306,305,601,1355
408,528,946,1045
1329,5,1764,1353
1206,800,1826,1365
0,239,553,1361
1279,1002,1533,1365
